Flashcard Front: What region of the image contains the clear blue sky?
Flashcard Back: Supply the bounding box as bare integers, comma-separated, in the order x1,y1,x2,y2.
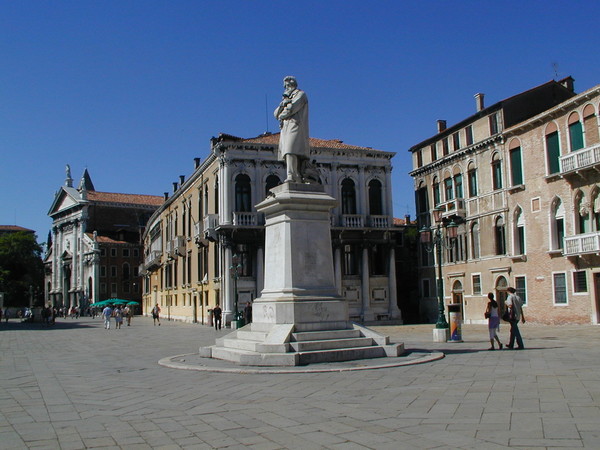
2,1,600,242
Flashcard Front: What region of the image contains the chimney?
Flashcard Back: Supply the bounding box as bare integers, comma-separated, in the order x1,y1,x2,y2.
179,175,185,185
560,77,575,92
194,157,200,169
405,214,411,224
474,93,485,112
173,182,178,193
164,192,169,201
437,120,447,133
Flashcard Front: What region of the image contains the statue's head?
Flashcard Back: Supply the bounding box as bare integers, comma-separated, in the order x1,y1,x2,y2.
283,76,298,89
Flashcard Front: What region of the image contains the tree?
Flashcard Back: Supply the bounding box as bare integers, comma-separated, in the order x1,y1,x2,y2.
0,231,44,307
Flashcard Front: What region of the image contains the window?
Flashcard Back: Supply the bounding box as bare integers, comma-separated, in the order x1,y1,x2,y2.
546,127,560,174
552,199,565,251
416,185,429,217
444,177,454,201
235,174,252,212
442,138,449,156
343,244,358,276
214,176,219,214
467,165,478,198
452,132,460,150
123,282,130,293
430,144,437,162
111,248,117,257
495,217,506,255
432,178,440,206
100,266,106,277
492,154,502,190
573,271,587,293
417,150,423,167
265,174,281,197
368,179,383,215
515,208,525,255
583,105,599,146
110,266,117,277
422,279,431,297
553,273,567,304
204,184,209,216
515,276,527,305
100,283,106,294
100,248,106,257
111,283,117,297
568,113,584,151
133,266,139,278
576,193,591,234
123,248,130,257
133,249,139,257
509,145,523,186
465,125,474,146
341,179,357,214
122,263,130,280
471,222,480,259
472,274,481,295
454,173,463,198
489,113,499,135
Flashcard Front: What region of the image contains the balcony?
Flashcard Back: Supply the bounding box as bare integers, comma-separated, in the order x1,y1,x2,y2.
193,222,202,239
341,214,364,228
144,250,162,270
175,236,186,256
233,212,261,226
563,232,600,256
368,215,390,228
203,214,219,241
438,197,466,219
560,143,600,175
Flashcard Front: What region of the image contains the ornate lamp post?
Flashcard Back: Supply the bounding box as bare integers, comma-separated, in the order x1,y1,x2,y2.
420,207,458,341
229,253,243,328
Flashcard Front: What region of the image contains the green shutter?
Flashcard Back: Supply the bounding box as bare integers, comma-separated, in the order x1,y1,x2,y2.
510,147,523,185
547,132,560,174
569,121,584,151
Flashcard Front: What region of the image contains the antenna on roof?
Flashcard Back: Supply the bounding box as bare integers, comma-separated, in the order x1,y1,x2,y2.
552,62,559,80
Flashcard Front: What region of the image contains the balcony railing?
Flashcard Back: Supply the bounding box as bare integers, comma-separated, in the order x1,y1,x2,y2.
564,232,600,256
341,214,364,228
193,222,202,239
439,197,466,219
368,215,389,228
560,143,600,174
144,250,162,269
233,212,260,226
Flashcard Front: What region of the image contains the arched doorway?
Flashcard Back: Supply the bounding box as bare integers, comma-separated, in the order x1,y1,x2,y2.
495,276,508,314
452,280,464,320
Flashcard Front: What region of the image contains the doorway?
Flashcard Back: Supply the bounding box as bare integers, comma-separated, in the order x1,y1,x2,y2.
495,276,508,314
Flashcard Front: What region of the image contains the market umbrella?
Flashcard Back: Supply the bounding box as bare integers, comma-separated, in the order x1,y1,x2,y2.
126,301,139,305
108,298,128,305
90,300,111,307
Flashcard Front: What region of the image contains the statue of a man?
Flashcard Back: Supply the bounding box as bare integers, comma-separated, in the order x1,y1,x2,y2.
274,76,309,183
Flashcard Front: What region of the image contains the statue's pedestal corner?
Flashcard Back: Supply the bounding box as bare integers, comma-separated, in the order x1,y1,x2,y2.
433,328,449,343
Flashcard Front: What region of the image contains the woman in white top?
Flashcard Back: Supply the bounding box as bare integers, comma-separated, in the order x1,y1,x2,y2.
485,292,503,350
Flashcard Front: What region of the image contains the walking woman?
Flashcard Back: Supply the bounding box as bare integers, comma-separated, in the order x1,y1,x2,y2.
485,292,503,350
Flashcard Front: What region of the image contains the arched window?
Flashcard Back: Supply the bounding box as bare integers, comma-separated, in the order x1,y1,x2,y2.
444,174,454,201
214,176,219,214
583,104,599,146
123,263,130,280
432,177,440,206
568,112,584,151
453,170,463,198
575,191,590,234
509,139,523,186
514,207,525,255
341,178,357,214
467,162,478,198
235,174,252,212
491,153,502,190
471,222,480,259
551,197,565,250
204,184,209,216
265,174,281,197
546,122,561,174
368,179,383,215
494,216,506,255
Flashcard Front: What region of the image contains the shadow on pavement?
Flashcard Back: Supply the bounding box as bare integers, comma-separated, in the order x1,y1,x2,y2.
0,320,98,331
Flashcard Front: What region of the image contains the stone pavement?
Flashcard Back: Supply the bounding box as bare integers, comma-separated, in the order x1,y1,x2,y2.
1,317,599,449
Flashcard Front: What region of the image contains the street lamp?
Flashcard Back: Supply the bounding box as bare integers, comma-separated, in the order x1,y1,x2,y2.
420,207,459,341
229,253,243,328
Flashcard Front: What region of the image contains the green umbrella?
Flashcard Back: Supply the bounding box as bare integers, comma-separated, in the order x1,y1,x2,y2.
108,298,128,305
91,300,111,307
126,301,139,305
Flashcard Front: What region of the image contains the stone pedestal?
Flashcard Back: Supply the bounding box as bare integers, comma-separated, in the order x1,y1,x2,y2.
201,182,403,366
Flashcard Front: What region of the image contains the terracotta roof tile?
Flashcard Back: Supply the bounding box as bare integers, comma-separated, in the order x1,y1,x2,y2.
0,225,35,233
87,191,163,207
224,132,386,152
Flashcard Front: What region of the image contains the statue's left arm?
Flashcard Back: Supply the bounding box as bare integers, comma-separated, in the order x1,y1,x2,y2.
278,91,307,120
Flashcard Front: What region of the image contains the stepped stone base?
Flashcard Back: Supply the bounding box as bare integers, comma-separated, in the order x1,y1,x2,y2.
200,321,404,367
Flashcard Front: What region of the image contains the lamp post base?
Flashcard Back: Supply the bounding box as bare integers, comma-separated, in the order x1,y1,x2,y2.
433,327,449,343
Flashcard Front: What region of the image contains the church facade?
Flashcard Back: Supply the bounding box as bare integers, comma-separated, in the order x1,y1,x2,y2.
141,133,412,325
45,167,163,310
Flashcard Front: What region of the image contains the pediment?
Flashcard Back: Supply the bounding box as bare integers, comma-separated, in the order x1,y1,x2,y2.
48,187,83,216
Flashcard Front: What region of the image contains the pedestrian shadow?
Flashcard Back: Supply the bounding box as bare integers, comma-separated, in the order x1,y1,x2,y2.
0,320,97,331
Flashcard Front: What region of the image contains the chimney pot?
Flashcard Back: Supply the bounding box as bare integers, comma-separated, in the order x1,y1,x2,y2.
173,182,178,193
194,157,200,169
179,175,185,185
164,192,169,200
474,93,485,111
437,120,447,133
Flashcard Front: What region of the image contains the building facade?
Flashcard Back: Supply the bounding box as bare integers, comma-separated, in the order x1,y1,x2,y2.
45,167,163,310
141,132,411,325
410,78,600,325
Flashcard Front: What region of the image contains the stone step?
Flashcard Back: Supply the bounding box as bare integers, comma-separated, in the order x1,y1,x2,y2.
290,337,374,352
236,330,268,341
211,346,298,366
298,346,388,365
292,329,361,342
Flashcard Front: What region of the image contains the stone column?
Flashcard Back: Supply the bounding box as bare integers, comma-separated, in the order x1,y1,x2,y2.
330,163,339,222
220,157,232,225
384,167,394,224
388,247,401,320
358,166,367,216
223,245,233,323
361,245,372,321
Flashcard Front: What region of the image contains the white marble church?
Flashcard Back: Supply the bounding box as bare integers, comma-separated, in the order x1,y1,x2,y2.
44,167,163,310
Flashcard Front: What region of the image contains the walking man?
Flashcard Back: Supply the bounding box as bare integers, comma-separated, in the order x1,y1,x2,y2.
102,304,113,330
505,287,526,349
213,303,222,330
